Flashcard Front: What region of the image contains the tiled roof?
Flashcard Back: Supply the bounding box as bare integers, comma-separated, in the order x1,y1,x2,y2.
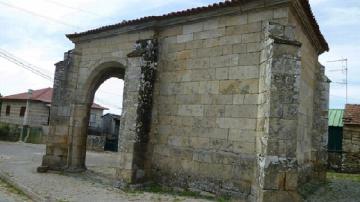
1,88,107,110
344,104,360,125
66,0,328,52
328,109,344,127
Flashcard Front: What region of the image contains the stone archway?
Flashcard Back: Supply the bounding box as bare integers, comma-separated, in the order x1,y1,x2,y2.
66,62,125,172
39,39,158,185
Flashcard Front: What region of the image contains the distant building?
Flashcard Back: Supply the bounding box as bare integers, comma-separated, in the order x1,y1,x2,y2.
342,104,360,173
327,109,344,171
102,113,121,152
328,105,360,173
328,109,344,152
0,87,106,128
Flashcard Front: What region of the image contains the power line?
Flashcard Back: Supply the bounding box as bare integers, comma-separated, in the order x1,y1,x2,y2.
0,0,80,29
0,48,53,82
0,49,123,109
43,0,100,17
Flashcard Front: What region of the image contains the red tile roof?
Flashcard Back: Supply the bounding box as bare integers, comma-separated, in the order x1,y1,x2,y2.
1,88,107,110
344,104,360,125
66,0,328,53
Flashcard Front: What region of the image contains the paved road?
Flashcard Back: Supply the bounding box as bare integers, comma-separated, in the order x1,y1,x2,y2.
0,141,211,202
3,141,358,202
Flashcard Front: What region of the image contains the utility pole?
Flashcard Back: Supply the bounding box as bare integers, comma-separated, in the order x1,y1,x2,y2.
327,58,348,104
19,89,33,142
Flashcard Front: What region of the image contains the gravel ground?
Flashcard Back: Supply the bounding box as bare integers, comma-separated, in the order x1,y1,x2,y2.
0,141,212,202
305,173,360,202
1,141,359,202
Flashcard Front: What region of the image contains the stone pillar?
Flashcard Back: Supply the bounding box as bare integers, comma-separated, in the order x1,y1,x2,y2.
66,103,91,172
38,50,76,172
257,22,302,201
116,39,157,185
311,64,329,180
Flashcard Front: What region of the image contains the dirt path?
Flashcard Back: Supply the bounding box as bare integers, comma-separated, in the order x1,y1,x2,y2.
305,173,360,202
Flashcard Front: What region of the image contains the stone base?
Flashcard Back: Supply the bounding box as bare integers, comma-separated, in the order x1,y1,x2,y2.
65,166,87,173
259,190,302,202
41,154,67,171
115,168,133,183
151,169,252,200
36,166,49,173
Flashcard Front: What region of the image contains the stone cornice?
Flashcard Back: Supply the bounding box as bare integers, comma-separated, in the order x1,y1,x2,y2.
290,0,329,54
68,0,290,43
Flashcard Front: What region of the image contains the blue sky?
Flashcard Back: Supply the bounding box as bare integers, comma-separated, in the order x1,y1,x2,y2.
0,0,359,114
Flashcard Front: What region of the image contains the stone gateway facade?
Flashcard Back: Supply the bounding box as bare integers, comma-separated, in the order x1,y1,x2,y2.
38,0,330,201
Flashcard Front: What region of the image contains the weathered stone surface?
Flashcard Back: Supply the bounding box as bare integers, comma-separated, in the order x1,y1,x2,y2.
341,125,360,173
39,2,329,201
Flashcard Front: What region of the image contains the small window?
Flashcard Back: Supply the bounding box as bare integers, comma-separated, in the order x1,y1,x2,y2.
5,105,10,116
89,113,96,127
20,107,26,117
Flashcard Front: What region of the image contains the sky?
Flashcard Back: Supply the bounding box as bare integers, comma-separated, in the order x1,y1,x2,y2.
0,0,359,115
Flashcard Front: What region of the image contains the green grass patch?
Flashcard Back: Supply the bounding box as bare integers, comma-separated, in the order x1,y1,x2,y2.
298,181,325,200
0,178,30,200
327,172,360,182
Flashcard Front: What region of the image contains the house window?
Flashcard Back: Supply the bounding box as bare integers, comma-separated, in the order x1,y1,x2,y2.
5,105,10,116
89,113,96,127
20,107,26,117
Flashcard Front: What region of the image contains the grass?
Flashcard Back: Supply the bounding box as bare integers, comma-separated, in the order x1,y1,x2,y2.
0,178,30,200
299,172,360,200
327,172,360,182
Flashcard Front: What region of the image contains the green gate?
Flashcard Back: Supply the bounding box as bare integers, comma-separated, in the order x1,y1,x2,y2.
328,126,343,151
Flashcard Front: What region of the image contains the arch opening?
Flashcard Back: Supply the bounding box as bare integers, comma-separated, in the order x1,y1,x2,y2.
67,61,126,175
85,77,124,177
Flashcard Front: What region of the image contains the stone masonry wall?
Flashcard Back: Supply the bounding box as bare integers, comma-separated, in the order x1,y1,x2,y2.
40,1,329,201
149,6,289,198
256,21,303,201
41,51,76,170
0,101,49,127
288,8,328,183
342,125,360,173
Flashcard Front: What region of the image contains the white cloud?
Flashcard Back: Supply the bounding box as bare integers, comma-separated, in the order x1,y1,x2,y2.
0,0,218,113
1,0,359,112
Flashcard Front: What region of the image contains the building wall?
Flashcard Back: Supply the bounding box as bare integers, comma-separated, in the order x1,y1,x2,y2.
41,1,328,200
89,109,103,128
64,5,290,197
102,115,120,135
0,100,49,127
288,9,328,182
342,125,360,173
150,6,291,197
0,100,103,128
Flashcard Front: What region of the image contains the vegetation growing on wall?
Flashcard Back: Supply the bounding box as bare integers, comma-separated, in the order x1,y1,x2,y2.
0,123,20,142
